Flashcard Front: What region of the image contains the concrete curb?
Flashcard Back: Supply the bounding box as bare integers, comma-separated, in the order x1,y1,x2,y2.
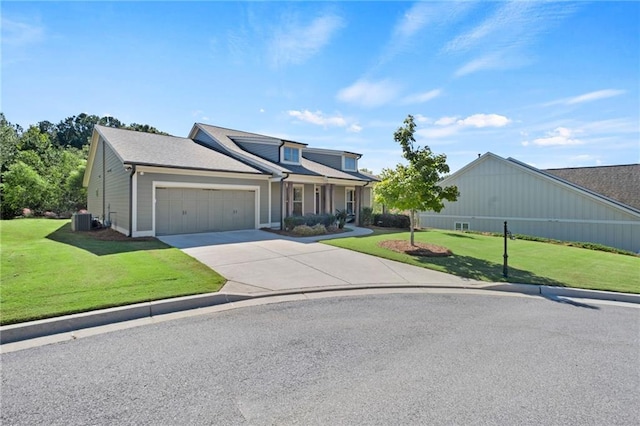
0,293,252,345
2,284,638,345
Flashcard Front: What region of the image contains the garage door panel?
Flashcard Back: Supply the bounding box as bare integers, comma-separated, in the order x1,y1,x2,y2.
156,187,256,235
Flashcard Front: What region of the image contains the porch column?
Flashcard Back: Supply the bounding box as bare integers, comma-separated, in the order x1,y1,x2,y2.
330,184,335,213
286,182,293,217
355,186,361,226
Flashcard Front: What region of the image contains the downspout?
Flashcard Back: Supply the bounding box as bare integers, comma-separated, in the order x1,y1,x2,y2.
101,139,106,223
280,172,290,230
278,139,288,230
127,165,136,237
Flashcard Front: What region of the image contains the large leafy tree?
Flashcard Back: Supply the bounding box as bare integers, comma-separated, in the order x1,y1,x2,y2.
375,114,459,245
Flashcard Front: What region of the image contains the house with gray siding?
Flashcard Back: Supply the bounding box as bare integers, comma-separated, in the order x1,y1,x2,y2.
83,123,375,237
419,153,640,253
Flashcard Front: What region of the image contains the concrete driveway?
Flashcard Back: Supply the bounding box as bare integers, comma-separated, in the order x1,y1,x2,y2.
159,229,483,294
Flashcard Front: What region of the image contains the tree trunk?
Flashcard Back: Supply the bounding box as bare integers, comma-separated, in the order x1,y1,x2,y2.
409,209,415,246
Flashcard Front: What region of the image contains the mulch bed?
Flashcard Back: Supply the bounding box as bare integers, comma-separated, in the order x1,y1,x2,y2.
83,227,156,242
378,240,453,257
261,227,350,238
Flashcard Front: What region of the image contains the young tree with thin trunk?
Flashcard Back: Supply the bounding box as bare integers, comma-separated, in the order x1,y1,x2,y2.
375,114,459,246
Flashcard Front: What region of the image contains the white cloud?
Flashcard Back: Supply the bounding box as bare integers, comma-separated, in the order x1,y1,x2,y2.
527,127,583,146
379,2,474,65
268,14,344,68
418,113,511,139
434,116,458,126
567,89,625,104
445,2,577,77
1,18,44,46
457,113,510,128
417,126,459,139
414,114,432,123
347,123,362,133
288,109,361,133
395,2,433,39
401,88,442,105
545,89,626,106
336,79,401,108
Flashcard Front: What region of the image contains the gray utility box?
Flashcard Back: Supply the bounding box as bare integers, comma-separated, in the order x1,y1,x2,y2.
71,213,92,231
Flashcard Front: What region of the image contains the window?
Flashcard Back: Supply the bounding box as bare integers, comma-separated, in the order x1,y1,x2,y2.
455,222,470,232
286,185,304,216
346,188,355,215
283,146,300,164
343,156,357,171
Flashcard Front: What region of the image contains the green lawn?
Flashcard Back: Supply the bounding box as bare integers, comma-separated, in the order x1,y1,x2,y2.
0,219,226,325
324,229,640,294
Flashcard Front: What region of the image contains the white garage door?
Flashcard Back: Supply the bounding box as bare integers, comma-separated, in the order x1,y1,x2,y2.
156,188,255,235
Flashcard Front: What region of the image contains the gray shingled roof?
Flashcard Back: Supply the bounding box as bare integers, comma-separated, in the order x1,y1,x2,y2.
545,164,640,211
96,125,263,174
195,123,373,182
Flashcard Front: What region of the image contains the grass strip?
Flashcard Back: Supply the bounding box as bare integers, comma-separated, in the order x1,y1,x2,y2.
1,219,226,325
323,228,639,294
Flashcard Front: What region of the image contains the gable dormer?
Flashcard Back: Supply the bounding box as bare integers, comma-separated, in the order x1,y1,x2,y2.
280,140,306,165
342,153,358,172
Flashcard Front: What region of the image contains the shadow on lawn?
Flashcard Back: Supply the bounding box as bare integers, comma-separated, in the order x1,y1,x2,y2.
47,223,170,256
415,253,565,287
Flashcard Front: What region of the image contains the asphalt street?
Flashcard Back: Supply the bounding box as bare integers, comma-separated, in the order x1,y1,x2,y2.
1,292,638,425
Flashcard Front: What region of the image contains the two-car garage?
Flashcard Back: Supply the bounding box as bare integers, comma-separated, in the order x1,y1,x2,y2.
155,186,257,235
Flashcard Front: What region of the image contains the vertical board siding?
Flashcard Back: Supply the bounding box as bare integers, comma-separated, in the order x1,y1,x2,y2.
136,172,269,232
87,138,104,219
271,181,281,223
104,142,130,232
420,156,640,253
303,152,342,170
334,186,346,211
236,141,279,162
303,183,314,215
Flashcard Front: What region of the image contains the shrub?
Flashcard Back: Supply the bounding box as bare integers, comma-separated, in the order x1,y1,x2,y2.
360,207,373,226
373,213,410,229
311,223,327,234
335,209,348,229
283,216,306,231
292,224,327,236
284,213,336,231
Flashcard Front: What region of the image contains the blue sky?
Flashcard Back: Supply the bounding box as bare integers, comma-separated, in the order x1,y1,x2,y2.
2,1,639,173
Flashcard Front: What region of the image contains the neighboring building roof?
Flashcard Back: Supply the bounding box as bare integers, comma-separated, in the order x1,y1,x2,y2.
440,153,640,215
545,164,640,211
95,125,263,174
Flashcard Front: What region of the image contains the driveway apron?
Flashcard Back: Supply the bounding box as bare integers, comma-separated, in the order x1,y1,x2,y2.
159,229,480,294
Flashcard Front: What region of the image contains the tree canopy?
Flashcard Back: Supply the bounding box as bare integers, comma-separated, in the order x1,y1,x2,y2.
0,112,168,218
375,114,459,245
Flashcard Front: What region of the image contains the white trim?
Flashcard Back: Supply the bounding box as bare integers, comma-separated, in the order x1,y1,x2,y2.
111,224,129,236
132,230,154,238
152,181,261,236
291,184,304,215
259,222,271,228
345,187,355,214
342,155,357,172
418,213,640,226
268,179,272,225
269,221,282,229
454,221,470,231
230,136,281,146
132,171,138,235
136,165,268,180
281,145,301,165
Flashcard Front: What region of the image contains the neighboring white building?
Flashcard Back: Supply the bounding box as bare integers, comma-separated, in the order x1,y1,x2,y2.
419,153,640,253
